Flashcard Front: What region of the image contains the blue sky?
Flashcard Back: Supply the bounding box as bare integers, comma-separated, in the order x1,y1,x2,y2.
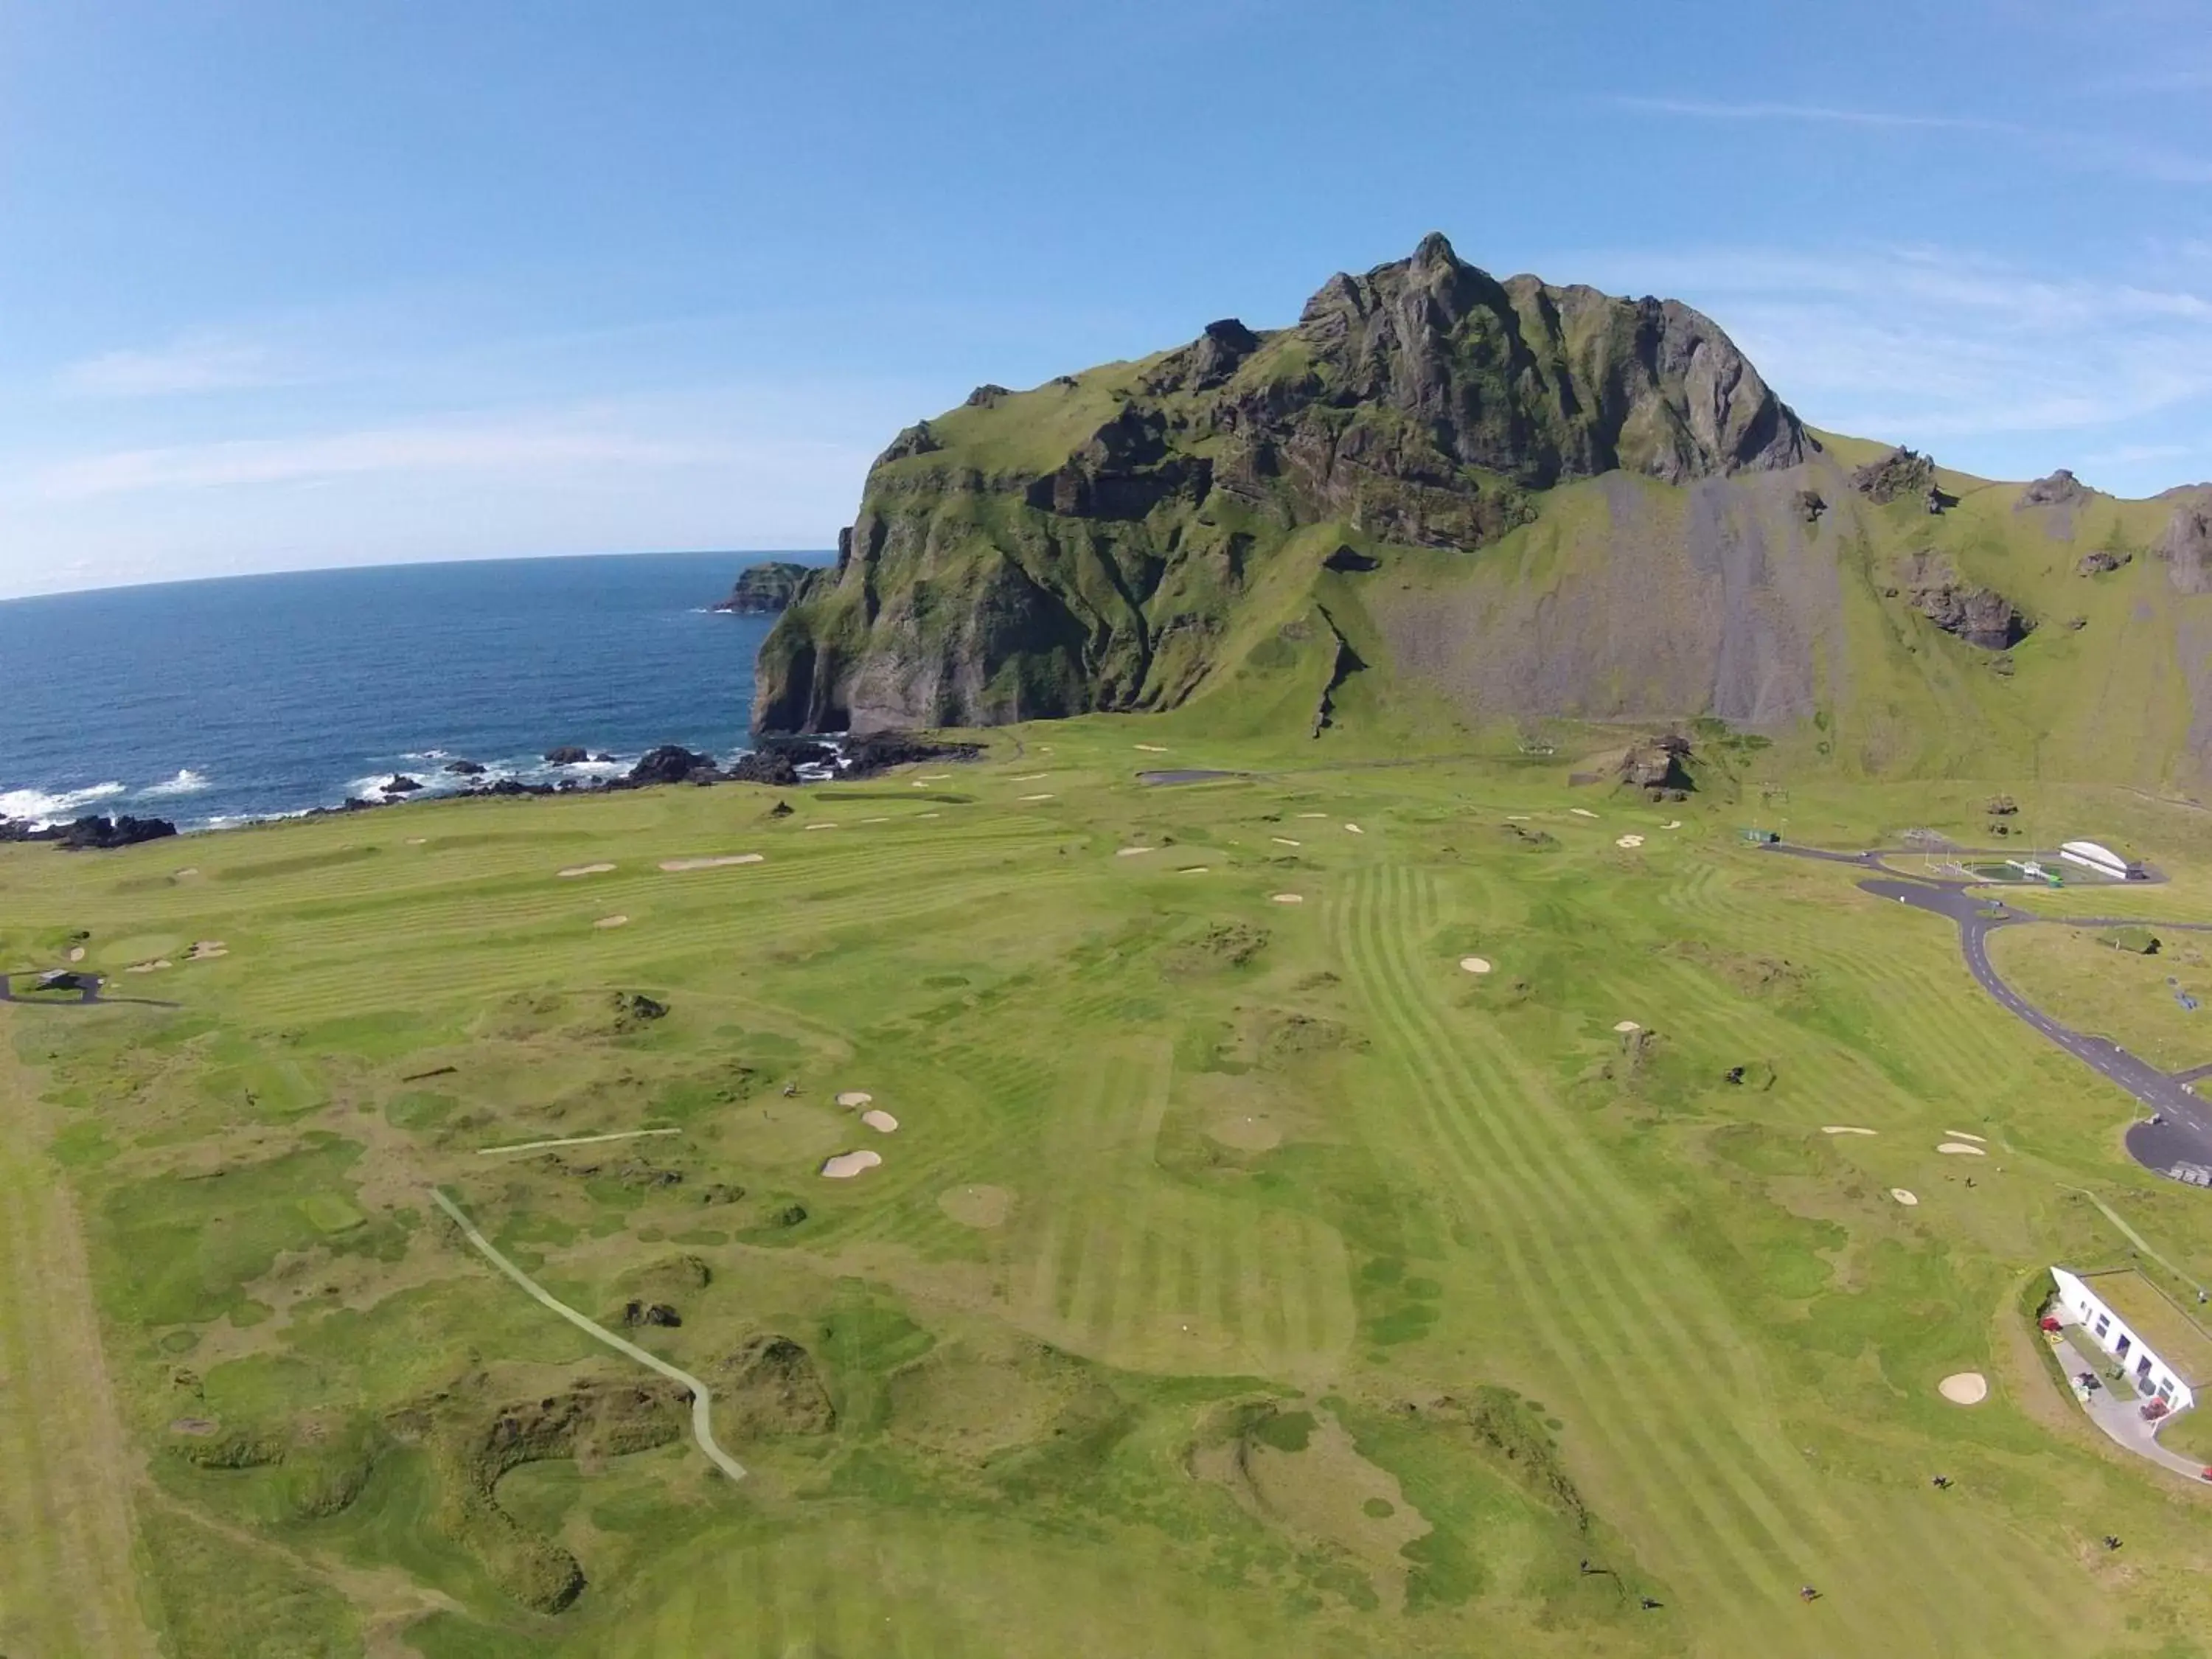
4,1,2212,599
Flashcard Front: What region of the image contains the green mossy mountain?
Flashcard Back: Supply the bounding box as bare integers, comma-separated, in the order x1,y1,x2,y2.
755,232,2212,787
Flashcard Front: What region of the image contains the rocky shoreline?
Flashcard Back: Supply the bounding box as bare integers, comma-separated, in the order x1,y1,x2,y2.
0,730,981,852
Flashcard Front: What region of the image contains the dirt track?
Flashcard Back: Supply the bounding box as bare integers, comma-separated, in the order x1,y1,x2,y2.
428,1189,747,1481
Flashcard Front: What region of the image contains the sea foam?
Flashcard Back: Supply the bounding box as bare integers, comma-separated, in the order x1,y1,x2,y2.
0,781,128,827
140,768,212,799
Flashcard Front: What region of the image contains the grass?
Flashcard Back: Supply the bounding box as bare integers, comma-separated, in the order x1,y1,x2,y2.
7,726,2212,1655
1989,924,2212,1072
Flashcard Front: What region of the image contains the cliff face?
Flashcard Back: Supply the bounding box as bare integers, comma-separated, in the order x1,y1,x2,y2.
751,235,2212,790
751,233,1806,735
712,560,813,615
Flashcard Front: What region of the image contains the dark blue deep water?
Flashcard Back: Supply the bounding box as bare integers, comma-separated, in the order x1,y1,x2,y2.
0,552,827,831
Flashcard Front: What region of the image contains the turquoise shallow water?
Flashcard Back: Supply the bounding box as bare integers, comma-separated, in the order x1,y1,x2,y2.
0,551,827,830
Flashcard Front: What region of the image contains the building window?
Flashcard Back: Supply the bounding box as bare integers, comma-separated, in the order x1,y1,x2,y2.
2096,1315,2110,1338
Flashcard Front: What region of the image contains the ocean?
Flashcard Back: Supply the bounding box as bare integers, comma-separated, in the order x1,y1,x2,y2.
0,551,827,832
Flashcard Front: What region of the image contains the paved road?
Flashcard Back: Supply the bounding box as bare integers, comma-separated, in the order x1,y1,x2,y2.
429,1188,748,1482
1848,873,2212,1185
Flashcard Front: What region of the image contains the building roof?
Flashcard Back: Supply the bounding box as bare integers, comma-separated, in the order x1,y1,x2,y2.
2076,1267,2212,1386
2060,839,2132,866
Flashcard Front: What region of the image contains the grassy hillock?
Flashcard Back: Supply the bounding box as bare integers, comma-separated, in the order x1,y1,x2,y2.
10,726,2212,1655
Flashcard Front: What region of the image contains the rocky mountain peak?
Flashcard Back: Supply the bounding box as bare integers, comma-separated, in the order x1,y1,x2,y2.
1284,234,1805,489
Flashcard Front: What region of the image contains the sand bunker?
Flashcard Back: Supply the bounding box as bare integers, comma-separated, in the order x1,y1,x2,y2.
1019,793,1055,802
860,1108,899,1133
1460,956,1493,975
1208,1113,1282,1151
1506,814,1531,821
939,1184,1012,1228
835,1091,874,1107
1937,1142,1987,1157
917,812,940,818
1663,820,1683,830
1296,812,1327,818
1822,1125,1878,1136
1570,807,1599,819
66,946,85,962
1271,894,1304,905
173,866,199,877
1178,866,1211,874
918,773,950,780
1116,846,1155,857
860,816,888,824
1944,1129,1986,1143
658,853,764,872
1891,1188,1920,1206
1272,836,1301,846
820,1150,883,1180
406,836,428,845
1343,823,1363,834
1011,773,1048,782
187,940,228,960
593,915,629,929
125,959,173,974
1135,744,1169,753
1615,834,1645,849
558,863,616,878
1938,1372,1989,1405
805,822,839,830
1613,1020,1642,1033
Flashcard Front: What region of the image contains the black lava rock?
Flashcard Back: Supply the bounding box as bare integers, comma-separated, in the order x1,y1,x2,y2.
629,745,716,786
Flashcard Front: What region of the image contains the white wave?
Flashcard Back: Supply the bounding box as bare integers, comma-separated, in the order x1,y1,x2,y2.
139,768,212,799
0,780,128,827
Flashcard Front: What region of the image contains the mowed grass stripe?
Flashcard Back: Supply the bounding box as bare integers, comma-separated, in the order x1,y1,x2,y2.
1355,863,1941,1651
1329,870,1795,1641
0,1046,154,1659
1388,863,1954,1641
1386,866,2058,1653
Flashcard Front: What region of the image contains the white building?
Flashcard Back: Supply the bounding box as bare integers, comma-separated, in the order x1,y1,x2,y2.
2059,840,2143,880
2050,1266,2212,1411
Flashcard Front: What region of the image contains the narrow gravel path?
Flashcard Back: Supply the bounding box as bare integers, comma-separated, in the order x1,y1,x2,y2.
428,1189,747,1482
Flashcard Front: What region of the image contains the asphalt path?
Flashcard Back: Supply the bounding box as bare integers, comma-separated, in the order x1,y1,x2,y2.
1842,869,2212,1184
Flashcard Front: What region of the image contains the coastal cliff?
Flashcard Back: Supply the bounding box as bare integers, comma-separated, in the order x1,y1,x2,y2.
753,232,2212,787
712,561,813,615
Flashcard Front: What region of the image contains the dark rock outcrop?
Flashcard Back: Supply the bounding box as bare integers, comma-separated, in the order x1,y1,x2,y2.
711,561,815,616
627,746,714,786
543,745,588,765
382,775,423,795
1896,552,2031,649
444,759,487,776
2018,469,2092,510
839,732,983,777
18,814,182,851
1621,734,1694,793
2077,549,2132,576
1853,447,1947,512
1793,489,1826,524
2157,501,2212,595
726,749,801,786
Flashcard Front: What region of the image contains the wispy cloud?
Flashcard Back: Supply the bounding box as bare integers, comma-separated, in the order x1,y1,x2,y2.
56,333,296,398
1608,96,2008,133
1612,94,2212,186
35,408,744,499
1551,241,2212,490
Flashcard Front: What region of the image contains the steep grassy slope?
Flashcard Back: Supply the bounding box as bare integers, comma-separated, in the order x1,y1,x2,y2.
756,237,2212,790
10,741,2212,1655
